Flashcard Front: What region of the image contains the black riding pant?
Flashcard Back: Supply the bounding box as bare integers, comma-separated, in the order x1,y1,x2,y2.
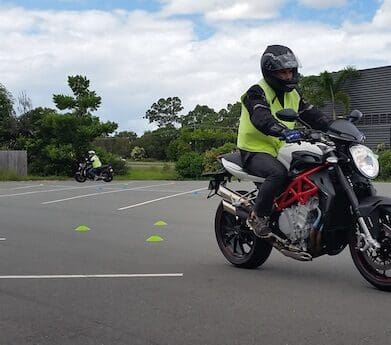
240,151,288,217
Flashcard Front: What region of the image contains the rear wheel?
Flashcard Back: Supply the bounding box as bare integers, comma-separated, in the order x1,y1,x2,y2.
215,201,272,268
349,210,391,291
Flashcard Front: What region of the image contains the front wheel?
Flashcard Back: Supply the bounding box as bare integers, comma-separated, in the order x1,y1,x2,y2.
349,210,391,291
215,202,272,269
74,172,87,183
102,171,113,182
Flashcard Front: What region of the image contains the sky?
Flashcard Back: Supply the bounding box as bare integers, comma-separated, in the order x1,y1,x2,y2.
0,0,390,135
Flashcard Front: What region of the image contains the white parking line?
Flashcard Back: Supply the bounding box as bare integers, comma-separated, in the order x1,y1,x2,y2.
118,187,207,210
45,183,135,189
12,184,44,190
0,273,183,279
0,184,44,191
42,182,175,204
0,182,136,198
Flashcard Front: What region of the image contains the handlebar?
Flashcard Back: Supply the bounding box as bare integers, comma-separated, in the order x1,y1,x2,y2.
280,129,335,146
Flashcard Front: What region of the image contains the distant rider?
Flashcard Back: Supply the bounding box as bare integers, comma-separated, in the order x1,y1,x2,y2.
87,150,102,180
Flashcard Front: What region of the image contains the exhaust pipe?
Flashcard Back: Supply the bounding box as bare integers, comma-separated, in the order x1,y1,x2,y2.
219,185,251,219
218,185,249,206
222,201,250,220
222,200,236,215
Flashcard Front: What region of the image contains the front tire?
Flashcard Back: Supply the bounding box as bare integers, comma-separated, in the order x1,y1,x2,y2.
102,171,113,182
74,172,87,183
215,201,272,269
349,210,391,291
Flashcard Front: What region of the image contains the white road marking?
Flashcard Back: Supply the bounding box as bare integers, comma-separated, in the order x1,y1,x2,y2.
0,238,6,241
46,182,135,189
0,184,44,191
42,182,175,204
0,273,183,279
137,189,192,193
12,184,44,190
0,182,137,198
118,187,207,210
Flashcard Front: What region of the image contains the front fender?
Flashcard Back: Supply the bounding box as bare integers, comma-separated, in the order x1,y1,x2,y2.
358,195,391,217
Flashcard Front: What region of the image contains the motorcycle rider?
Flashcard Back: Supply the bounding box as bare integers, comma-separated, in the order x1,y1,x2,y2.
87,150,102,180
237,44,331,238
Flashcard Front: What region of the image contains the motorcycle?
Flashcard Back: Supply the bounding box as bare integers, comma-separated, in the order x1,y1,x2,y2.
74,160,114,183
206,109,391,291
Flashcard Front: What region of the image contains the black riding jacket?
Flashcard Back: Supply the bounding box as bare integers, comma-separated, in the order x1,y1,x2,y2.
244,84,332,137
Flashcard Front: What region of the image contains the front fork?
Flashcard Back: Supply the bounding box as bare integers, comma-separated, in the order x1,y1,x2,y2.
334,165,380,252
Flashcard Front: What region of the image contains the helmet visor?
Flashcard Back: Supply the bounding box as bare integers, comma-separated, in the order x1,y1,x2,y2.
263,51,301,71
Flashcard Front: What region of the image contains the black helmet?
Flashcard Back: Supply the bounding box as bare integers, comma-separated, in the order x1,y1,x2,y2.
261,45,300,93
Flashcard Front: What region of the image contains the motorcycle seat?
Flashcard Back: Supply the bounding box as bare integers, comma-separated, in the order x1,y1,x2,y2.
219,151,265,183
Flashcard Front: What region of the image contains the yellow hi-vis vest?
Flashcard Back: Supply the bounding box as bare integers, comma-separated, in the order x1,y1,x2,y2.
91,155,102,168
237,79,300,157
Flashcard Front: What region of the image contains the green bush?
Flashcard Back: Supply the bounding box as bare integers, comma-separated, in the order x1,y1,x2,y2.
166,139,192,161
93,137,132,158
203,142,237,173
94,149,127,175
378,150,391,180
131,146,147,160
175,152,204,179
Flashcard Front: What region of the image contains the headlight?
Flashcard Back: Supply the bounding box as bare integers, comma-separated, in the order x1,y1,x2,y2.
349,144,379,179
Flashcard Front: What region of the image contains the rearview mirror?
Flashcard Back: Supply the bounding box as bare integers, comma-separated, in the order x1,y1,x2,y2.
275,108,299,122
348,109,363,123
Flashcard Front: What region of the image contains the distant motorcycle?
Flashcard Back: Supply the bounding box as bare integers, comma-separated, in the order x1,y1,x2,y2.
74,160,114,183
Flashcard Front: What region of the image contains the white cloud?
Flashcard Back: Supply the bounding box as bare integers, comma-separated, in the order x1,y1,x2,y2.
372,0,391,27
0,4,390,135
159,0,286,21
298,0,347,9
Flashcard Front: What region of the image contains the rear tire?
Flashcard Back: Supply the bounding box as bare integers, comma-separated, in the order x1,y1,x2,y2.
215,201,272,269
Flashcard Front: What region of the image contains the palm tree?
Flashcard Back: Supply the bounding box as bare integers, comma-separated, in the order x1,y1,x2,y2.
299,66,360,119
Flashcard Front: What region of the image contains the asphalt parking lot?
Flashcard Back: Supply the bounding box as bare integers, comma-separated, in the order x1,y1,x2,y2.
1,180,391,345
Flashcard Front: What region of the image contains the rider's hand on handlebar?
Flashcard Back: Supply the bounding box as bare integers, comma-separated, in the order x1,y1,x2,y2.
281,129,303,143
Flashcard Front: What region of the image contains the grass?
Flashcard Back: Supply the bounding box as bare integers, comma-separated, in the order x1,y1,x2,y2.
125,160,175,168
116,165,178,180
0,166,177,181
0,170,69,181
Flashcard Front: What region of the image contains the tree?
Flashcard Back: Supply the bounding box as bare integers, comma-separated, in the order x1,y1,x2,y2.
16,91,33,116
0,83,17,148
144,96,183,128
134,126,179,160
181,105,218,129
21,112,117,175
299,67,360,119
115,130,138,141
217,102,241,130
53,75,102,117
93,137,132,158
15,76,118,176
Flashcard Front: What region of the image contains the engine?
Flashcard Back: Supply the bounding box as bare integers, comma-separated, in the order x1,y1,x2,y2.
278,197,321,251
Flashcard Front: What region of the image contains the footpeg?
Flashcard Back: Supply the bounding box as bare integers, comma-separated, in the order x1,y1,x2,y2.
280,249,312,261
270,234,312,261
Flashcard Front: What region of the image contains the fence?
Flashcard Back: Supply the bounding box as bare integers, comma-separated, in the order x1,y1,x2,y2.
0,150,27,176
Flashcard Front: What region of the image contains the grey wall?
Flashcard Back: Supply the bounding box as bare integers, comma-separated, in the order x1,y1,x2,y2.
0,151,27,176
320,65,391,148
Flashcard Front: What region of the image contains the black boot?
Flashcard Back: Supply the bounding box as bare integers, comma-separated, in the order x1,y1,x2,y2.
246,211,272,238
